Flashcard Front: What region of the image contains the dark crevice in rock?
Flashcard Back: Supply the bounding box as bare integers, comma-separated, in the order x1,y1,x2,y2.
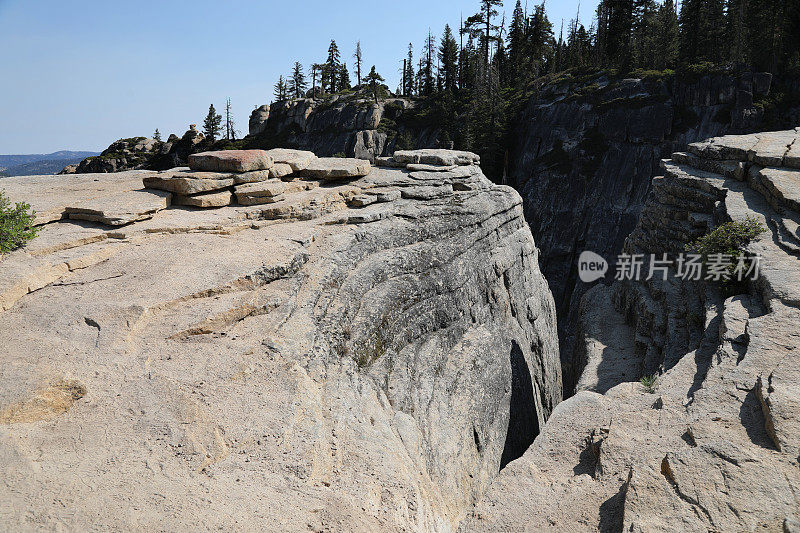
500,340,539,469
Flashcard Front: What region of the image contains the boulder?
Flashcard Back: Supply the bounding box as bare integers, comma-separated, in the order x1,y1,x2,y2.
303,158,371,180
65,189,171,226
188,150,274,173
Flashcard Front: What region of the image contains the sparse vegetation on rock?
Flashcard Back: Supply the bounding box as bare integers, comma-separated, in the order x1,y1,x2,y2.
0,190,37,253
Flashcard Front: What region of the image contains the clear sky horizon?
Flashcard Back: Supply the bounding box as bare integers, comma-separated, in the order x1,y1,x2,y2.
0,0,598,154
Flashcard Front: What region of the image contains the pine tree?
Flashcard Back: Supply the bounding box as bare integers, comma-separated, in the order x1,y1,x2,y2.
726,0,749,67
365,65,385,104
652,0,679,70
464,0,504,68
679,0,725,65
353,41,363,86
273,75,288,101
339,62,352,92
203,104,222,143
524,3,554,79
324,40,341,93
507,0,526,86
405,43,415,96
439,24,459,94
603,0,635,67
153,129,162,142
290,62,307,98
422,29,437,96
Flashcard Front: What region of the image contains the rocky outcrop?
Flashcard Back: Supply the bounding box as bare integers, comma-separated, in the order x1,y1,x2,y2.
0,150,561,531
509,70,800,391
248,92,441,162
74,126,207,174
464,129,800,532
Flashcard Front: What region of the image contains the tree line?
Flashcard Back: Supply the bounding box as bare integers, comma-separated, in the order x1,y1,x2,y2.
262,0,799,177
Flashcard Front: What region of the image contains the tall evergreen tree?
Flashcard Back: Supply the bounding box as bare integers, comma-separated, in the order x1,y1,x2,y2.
405,43,415,96
365,65,385,104
422,29,437,96
203,104,222,143
679,0,726,65
439,24,459,94
507,0,526,87
652,0,679,70
153,128,162,142
339,62,352,92
323,40,341,93
290,62,308,98
273,75,288,101
464,0,504,69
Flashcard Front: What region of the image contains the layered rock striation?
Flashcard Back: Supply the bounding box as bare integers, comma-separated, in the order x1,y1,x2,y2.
464,129,800,532
0,150,561,531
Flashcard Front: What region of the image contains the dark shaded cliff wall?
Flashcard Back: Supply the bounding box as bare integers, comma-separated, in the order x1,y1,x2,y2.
508,70,800,392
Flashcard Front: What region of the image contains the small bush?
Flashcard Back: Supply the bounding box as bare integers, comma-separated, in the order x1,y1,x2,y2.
640,374,657,393
688,216,766,295
0,190,38,253
688,217,766,259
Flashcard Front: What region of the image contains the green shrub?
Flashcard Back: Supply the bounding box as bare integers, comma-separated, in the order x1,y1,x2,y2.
688,216,766,259
687,216,766,294
0,190,38,253
640,374,657,393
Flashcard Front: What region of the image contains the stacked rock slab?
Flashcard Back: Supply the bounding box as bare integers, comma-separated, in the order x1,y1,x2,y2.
463,129,800,532
144,149,374,208
0,149,561,531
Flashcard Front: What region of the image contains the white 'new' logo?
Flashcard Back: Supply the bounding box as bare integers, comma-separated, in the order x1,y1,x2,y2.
578,251,608,283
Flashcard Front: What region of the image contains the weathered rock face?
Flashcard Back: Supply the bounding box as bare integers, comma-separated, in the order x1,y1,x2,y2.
464,129,800,532
0,150,561,531
509,70,800,391
248,94,441,162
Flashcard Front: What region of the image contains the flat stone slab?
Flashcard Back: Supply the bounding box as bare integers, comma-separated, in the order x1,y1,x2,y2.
303,158,371,180
188,150,274,173
233,170,272,184
173,190,233,208
65,189,171,226
393,149,480,166
263,149,317,171
143,173,235,195
234,180,286,198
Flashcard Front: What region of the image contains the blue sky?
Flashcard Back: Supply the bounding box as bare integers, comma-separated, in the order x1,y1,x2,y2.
0,0,598,154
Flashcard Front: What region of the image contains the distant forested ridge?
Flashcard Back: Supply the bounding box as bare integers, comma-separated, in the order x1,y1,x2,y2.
0,151,99,176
